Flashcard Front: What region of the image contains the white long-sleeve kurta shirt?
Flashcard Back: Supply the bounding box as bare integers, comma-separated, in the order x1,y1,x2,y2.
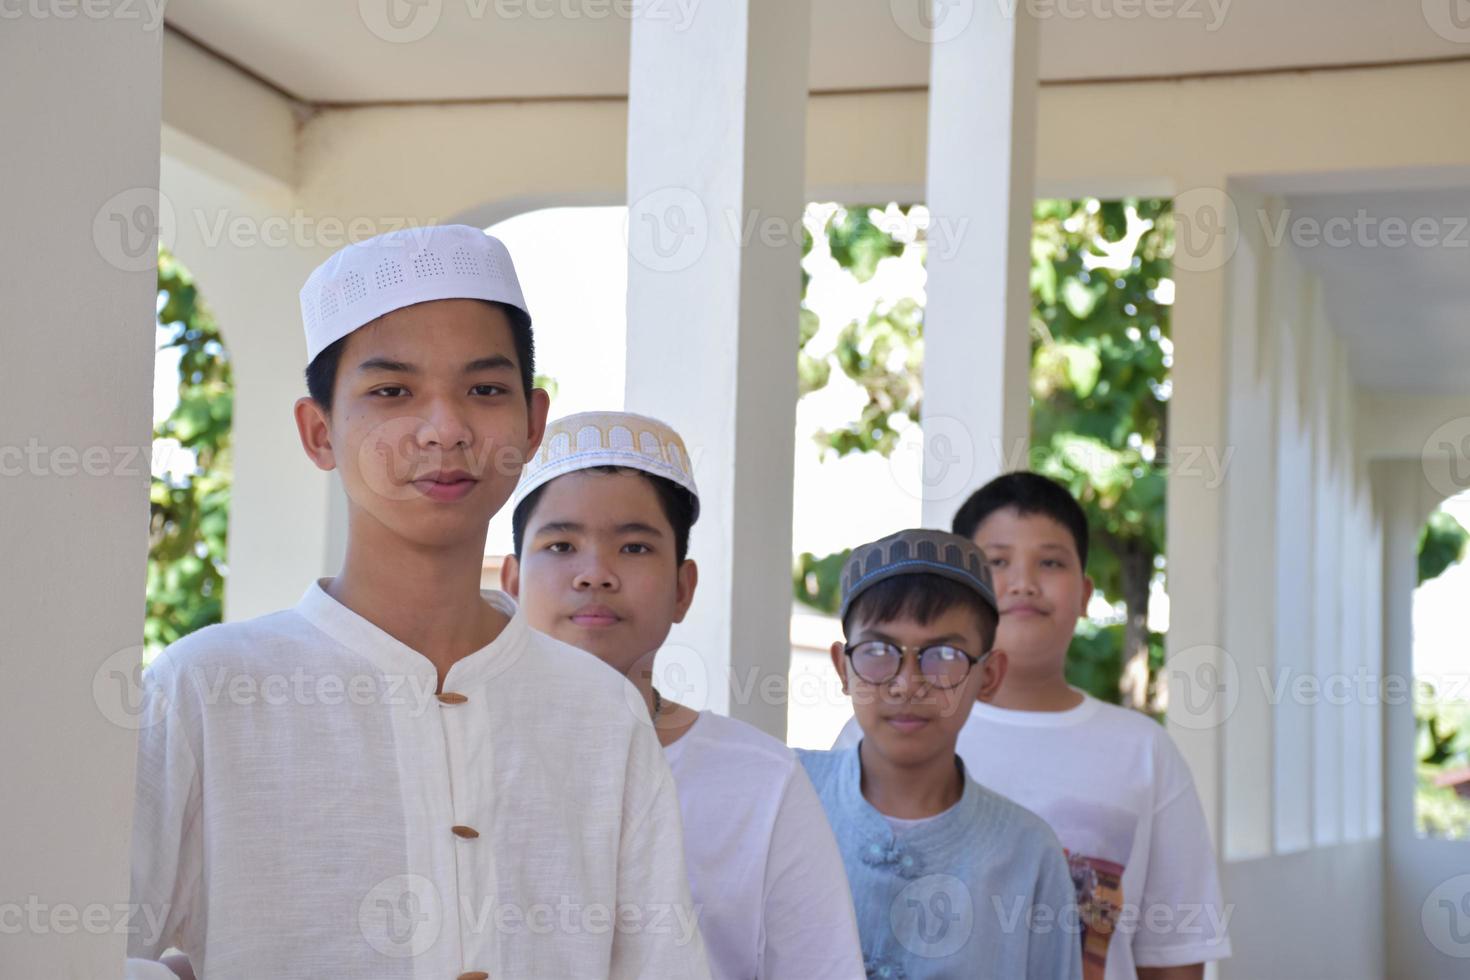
126,583,711,980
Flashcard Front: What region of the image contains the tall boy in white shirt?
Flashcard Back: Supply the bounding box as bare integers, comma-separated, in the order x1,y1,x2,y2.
836,472,1231,980
126,226,710,980
501,410,865,980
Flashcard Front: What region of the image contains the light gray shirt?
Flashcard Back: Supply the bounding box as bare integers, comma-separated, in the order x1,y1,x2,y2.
798,746,1083,980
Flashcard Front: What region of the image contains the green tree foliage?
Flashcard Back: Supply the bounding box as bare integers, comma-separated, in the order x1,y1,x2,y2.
797,207,917,457
1414,505,1470,837
1416,692,1470,839
146,250,232,659
1418,507,1470,586
1029,200,1173,711
794,200,1173,710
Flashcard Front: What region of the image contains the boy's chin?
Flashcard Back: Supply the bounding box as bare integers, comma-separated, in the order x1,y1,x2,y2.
385,511,496,550
995,628,1071,665
343,486,497,537
552,626,644,673
862,725,954,766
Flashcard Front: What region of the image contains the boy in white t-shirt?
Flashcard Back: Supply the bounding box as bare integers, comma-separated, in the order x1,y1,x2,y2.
127,227,709,980
501,410,865,980
836,472,1231,980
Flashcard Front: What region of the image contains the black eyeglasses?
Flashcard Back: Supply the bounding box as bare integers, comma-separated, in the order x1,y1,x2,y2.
844,640,988,690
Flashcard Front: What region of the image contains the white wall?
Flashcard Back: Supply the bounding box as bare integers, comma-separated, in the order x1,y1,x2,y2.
0,15,161,977
1214,196,1388,978
282,59,1470,220
1221,842,1385,980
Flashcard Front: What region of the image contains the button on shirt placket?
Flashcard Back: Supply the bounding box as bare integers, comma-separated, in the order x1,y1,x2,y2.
439,688,489,979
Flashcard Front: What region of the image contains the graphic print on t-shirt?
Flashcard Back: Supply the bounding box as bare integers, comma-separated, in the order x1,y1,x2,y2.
1047,797,1138,980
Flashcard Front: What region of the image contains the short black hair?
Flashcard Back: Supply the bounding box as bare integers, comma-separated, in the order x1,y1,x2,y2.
511,467,697,564
842,573,998,653
950,471,1089,571
304,300,535,413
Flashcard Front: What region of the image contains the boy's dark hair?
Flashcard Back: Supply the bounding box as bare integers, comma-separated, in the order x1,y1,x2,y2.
951,471,1090,571
842,573,999,654
304,300,535,413
511,467,697,564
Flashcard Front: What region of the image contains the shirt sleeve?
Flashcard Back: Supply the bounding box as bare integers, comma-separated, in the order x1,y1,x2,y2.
831,715,862,750
1030,841,1084,980
125,959,184,980
759,764,866,980
1131,735,1233,967
127,653,204,966
610,721,713,980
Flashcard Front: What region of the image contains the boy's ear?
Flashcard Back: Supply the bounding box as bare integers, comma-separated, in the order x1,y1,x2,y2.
671,559,699,624
294,397,337,472
525,387,551,458
500,554,521,599
1079,574,1096,619
830,640,850,695
976,648,1008,703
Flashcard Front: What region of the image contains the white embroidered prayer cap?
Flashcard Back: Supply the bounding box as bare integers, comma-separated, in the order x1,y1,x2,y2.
299,224,529,363
512,411,700,520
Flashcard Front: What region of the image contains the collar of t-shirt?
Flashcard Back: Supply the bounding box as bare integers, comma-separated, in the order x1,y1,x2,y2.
838,746,983,852
966,688,1101,728
881,799,960,835
659,709,707,765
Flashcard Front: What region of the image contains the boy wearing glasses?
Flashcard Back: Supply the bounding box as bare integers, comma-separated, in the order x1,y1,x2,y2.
838,474,1231,979
798,529,1081,980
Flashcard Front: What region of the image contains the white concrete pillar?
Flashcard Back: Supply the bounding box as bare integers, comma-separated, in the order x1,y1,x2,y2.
1161,181,1236,844
1218,195,1275,862
1309,298,1344,848
918,0,1039,528
624,0,811,736
1271,282,1315,854
0,14,161,977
